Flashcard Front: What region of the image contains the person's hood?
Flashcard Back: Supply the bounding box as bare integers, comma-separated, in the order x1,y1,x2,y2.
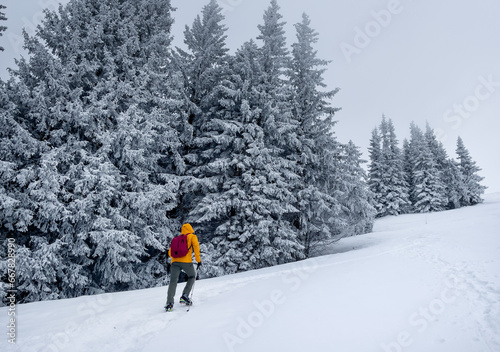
181,223,194,235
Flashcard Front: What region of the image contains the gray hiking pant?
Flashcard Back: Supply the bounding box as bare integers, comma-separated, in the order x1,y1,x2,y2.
167,262,196,304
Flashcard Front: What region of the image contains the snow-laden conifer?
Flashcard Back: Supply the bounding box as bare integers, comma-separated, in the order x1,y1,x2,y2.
190,35,304,275
368,128,384,216
286,13,346,256
172,0,231,235
455,137,486,206
407,123,447,213
2,0,181,301
337,141,376,235
423,124,452,210
369,117,409,216
442,158,467,209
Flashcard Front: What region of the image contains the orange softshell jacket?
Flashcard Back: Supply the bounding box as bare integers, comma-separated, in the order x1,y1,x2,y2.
168,223,201,264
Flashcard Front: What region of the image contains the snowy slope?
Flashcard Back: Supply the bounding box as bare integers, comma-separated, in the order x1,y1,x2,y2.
2,194,500,352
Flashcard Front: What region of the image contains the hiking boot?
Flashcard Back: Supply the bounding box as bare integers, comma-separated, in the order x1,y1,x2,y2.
179,294,192,306
165,303,173,312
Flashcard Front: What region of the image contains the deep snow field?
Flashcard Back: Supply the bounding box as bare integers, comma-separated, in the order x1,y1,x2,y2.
2,194,500,352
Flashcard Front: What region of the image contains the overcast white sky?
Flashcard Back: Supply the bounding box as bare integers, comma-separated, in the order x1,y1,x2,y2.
1,0,499,193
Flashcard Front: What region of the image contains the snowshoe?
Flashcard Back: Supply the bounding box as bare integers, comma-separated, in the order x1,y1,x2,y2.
165,303,173,312
179,295,192,306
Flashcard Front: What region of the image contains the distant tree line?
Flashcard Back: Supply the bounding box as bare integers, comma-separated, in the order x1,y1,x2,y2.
368,116,485,217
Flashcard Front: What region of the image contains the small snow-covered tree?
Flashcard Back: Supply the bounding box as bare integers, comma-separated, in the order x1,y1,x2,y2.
407,123,447,213
369,116,409,216
442,158,467,209
455,137,486,206
424,124,454,210
368,128,384,215
382,117,410,215
337,141,376,236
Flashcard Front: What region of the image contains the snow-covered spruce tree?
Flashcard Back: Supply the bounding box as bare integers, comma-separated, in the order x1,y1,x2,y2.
252,0,306,259
368,128,384,216
401,138,414,213
369,116,409,216
455,136,486,206
174,0,229,128
190,1,307,274
442,158,467,209
286,13,346,256
190,39,303,276
423,123,460,210
256,0,296,149
4,0,182,302
407,123,447,213
0,78,49,304
336,141,376,236
194,0,303,268
1,33,94,302
0,78,43,238
171,0,231,235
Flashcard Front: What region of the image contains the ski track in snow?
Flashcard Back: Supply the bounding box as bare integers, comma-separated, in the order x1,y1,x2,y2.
1,194,500,352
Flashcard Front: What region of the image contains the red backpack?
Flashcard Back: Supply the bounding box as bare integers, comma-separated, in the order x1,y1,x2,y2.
170,234,190,258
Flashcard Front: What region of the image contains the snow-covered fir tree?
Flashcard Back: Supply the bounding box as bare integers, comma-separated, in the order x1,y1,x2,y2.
401,137,414,213
455,136,486,206
369,116,409,216
368,128,384,215
172,0,231,235
442,158,467,209
190,39,303,276
236,0,303,263
256,0,296,148
0,77,54,302
406,123,447,213
381,117,410,215
423,123,458,210
174,0,229,125
336,141,376,236
1,0,182,302
190,1,306,274
286,13,346,256
1,29,95,301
